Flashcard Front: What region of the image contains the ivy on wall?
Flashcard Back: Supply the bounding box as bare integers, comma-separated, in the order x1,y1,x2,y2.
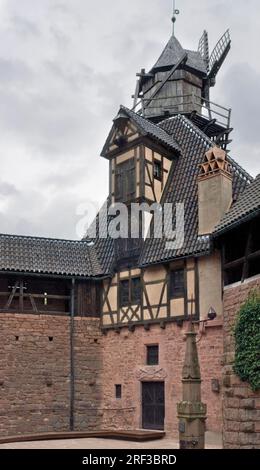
234,290,260,392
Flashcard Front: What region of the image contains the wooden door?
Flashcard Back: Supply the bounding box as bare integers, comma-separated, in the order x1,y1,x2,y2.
142,382,165,430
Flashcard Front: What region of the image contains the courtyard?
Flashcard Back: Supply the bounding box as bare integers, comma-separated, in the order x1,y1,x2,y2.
0,432,222,449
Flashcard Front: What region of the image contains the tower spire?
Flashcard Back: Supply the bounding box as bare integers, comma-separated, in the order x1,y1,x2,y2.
172,0,180,35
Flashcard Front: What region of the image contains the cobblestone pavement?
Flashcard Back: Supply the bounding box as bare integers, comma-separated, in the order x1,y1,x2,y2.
0,432,222,449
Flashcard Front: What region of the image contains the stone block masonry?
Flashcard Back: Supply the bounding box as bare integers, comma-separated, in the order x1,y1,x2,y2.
100,321,223,436
223,276,260,449
0,313,223,438
0,314,102,437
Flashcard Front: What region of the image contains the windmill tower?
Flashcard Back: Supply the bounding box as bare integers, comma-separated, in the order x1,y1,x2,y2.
132,2,232,151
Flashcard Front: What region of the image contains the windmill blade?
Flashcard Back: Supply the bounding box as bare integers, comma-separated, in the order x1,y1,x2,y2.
208,29,231,82
198,30,210,73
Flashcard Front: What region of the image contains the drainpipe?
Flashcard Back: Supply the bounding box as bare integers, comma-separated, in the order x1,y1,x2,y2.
69,277,75,431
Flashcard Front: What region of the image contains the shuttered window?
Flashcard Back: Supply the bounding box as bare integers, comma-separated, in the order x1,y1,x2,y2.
115,158,136,202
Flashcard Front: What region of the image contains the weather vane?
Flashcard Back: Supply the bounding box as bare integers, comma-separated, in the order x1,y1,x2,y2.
172,0,180,34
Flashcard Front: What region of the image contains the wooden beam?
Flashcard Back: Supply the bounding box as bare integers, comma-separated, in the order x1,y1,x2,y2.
29,294,38,313
242,229,252,282
144,53,188,108
4,281,19,310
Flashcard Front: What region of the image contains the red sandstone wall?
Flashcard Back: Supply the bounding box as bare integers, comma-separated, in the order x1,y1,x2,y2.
0,314,223,438
223,276,260,449
100,321,223,436
0,315,102,437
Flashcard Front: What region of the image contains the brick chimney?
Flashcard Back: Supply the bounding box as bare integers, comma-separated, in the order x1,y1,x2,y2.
198,146,232,235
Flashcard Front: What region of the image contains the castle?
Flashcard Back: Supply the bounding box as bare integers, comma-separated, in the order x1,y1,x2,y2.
0,9,259,447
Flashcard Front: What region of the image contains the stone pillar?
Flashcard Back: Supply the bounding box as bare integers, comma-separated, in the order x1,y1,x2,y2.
177,322,207,449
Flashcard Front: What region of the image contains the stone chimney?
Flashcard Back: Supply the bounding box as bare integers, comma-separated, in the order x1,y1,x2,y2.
198,146,233,235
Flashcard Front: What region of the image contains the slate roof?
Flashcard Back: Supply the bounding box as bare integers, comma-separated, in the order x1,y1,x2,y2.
213,174,260,236
118,106,181,154
94,111,253,272
0,112,253,278
138,114,252,266
0,234,103,277
152,34,207,75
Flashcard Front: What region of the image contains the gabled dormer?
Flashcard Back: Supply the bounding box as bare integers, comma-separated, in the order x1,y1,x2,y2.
101,106,180,206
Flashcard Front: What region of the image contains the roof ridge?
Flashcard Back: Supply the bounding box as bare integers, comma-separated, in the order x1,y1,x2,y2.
0,233,89,244
159,114,253,183
120,105,180,152
159,113,212,146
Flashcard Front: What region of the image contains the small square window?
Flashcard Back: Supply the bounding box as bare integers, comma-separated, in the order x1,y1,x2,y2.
147,345,159,366
153,160,162,181
115,384,122,399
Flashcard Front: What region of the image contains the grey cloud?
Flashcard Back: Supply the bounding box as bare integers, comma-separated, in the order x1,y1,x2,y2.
0,181,19,196
0,58,33,83
9,15,41,38
0,0,259,239
220,63,260,144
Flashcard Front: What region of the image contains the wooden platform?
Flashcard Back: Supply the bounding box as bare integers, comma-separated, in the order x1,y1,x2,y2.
0,429,165,445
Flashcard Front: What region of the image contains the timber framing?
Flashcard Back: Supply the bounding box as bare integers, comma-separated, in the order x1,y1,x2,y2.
101,258,199,330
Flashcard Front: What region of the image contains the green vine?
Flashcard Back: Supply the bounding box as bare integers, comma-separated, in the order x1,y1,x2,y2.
234,289,260,391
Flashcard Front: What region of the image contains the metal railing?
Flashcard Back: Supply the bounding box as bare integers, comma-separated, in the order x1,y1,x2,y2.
132,93,232,129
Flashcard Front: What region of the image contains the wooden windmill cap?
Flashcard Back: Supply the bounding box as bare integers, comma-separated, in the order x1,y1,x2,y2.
198,146,232,179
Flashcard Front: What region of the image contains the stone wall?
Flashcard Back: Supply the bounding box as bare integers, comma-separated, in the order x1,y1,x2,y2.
100,320,223,436
0,314,102,437
0,313,224,438
223,275,260,449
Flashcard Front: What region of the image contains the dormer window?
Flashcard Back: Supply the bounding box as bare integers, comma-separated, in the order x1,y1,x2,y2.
153,160,162,181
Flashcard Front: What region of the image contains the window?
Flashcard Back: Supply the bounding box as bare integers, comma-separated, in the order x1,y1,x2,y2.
115,384,122,399
131,277,141,304
115,158,136,202
119,277,141,307
170,269,185,298
153,160,162,181
147,345,159,365
119,280,129,307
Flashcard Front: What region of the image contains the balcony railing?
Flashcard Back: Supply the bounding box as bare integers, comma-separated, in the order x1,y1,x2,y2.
132,93,232,129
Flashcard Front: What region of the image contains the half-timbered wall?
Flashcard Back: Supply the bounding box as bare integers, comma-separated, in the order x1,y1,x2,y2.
101,259,198,329
144,146,172,203
106,121,140,155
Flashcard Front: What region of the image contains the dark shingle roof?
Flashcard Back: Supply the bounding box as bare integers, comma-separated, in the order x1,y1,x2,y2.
87,199,115,275
120,106,181,153
214,174,260,236
94,112,252,272
139,114,252,266
152,34,207,75
0,234,103,277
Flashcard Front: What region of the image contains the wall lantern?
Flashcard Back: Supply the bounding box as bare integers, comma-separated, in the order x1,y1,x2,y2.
207,307,217,321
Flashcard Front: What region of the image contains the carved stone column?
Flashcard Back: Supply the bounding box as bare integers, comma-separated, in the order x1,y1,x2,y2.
177,321,207,449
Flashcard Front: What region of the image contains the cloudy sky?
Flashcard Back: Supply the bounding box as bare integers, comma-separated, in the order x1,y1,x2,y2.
0,0,259,240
